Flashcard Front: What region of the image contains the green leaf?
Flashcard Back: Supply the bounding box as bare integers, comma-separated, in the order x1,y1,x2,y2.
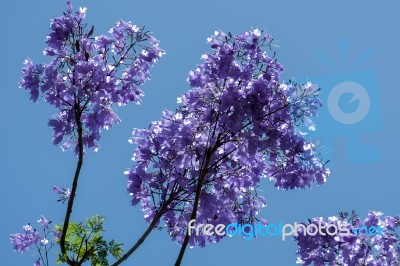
54,215,124,266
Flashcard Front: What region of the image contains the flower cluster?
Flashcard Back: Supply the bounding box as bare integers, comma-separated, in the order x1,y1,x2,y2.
19,2,164,154
10,223,41,253
10,216,54,266
126,29,329,247
294,211,400,265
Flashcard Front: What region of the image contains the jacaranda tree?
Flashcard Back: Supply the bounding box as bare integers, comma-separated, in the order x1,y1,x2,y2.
125,29,330,265
12,2,164,265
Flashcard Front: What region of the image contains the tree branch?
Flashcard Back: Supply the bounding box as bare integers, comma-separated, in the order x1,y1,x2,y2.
174,147,213,266
59,105,84,265
110,194,176,266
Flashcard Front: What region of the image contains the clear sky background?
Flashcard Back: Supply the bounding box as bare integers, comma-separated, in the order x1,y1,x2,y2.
1,1,399,265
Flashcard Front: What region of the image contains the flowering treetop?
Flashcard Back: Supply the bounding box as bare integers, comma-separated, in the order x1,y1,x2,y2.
126,29,330,253
19,2,164,154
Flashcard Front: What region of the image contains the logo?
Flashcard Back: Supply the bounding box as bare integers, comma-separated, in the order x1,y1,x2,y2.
187,219,384,241
327,81,371,125
299,40,381,163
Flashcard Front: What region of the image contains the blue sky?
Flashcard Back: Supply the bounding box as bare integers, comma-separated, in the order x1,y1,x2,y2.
1,1,399,265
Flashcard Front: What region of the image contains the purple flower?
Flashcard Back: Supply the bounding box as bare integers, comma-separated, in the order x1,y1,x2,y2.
52,186,63,194
34,258,41,266
53,228,62,239
20,59,42,102
37,216,50,229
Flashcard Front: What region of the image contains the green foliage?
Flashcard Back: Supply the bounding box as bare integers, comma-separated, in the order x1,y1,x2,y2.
55,216,123,265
